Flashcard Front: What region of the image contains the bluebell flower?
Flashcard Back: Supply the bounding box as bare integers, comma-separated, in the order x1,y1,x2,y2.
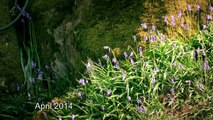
137,107,144,113
138,46,143,57
77,91,82,98
171,15,176,26
178,10,182,18
187,4,191,11
171,78,175,84
196,5,200,11
151,24,156,31
37,71,43,80
31,61,36,69
130,51,134,57
141,23,147,29
202,49,206,56
144,36,148,41
203,59,210,70
122,71,126,80
71,114,75,120
150,35,156,42
106,89,112,96
79,78,86,85
137,99,142,105
29,77,35,84
171,88,175,95
179,63,183,69
163,16,168,25
130,58,135,65
124,51,128,58
209,6,213,12
98,59,102,66
185,24,189,30
103,54,109,61
112,57,117,63
206,15,212,22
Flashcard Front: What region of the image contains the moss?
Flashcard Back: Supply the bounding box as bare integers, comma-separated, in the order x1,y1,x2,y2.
76,0,144,62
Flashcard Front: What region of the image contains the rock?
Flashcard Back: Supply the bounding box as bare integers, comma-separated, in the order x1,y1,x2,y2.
0,0,23,93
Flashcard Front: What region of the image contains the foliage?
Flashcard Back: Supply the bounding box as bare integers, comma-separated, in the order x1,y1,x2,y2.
40,20,213,120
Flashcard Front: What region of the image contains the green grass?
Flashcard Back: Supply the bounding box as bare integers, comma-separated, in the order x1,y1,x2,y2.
40,21,213,120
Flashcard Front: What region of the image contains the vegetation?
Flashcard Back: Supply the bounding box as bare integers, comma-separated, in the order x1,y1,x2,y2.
0,0,212,120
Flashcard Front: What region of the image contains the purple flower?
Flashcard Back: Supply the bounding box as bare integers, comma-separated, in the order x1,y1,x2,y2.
114,62,120,69
122,71,126,80
173,43,177,48
31,61,36,69
187,5,191,11
38,71,43,80
77,91,82,98
196,5,200,11
124,51,128,58
130,58,135,65
103,54,109,61
137,99,142,105
202,49,206,56
127,96,131,101
29,77,35,84
209,6,213,12
173,61,176,66
185,24,189,30
150,35,156,42
133,35,137,42
178,10,182,18
154,67,159,74
141,23,147,29
79,78,86,85
171,15,176,26
161,37,167,42
130,51,134,57
106,89,112,96
112,57,117,63
171,79,175,84
144,36,148,41
101,105,105,111
171,88,175,95
71,114,75,120
203,59,211,70
206,15,212,21
137,107,146,113
163,16,168,25
151,24,156,31
179,63,183,69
